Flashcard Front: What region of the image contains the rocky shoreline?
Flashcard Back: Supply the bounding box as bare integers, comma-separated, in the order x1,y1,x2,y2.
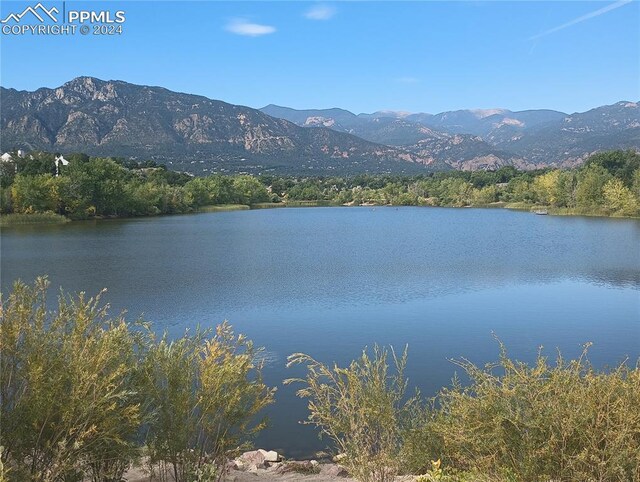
124,448,416,481
227,449,350,481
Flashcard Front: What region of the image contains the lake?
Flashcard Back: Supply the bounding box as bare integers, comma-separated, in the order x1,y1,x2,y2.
2,206,639,457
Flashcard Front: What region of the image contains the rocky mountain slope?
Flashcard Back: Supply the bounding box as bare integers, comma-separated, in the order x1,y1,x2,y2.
261,105,521,170
260,102,639,170
494,102,640,167
0,77,438,175
2,77,637,174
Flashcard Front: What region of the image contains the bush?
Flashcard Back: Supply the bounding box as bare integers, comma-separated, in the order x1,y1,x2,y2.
286,346,422,482
141,323,275,482
288,341,640,482
0,280,274,482
0,278,143,481
418,341,640,481
3,278,639,481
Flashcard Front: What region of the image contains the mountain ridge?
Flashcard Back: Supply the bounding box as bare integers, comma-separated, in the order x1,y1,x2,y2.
1,77,638,174
259,101,639,170
0,77,440,175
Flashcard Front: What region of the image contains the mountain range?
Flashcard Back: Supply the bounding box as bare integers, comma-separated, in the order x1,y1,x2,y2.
0,77,434,175
261,102,640,171
1,76,638,175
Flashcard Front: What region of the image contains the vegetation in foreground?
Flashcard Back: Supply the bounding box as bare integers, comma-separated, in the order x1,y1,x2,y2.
1,150,639,221
1,279,639,481
0,279,274,482
286,347,422,482
289,343,640,482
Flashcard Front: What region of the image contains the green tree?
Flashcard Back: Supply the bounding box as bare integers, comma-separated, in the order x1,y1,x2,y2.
184,177,210,206
575,164,611,208
64,158,131,216
231,175,270,204
287,182,324,201
555,170,577,208
505,177,535,203
584,150,640,187
55,174,93,218
602,178,639,216
15,152,56,177
631,168,640,199
472,185,498,204
532,170,561,206
436,178,474,206
10,174,60,213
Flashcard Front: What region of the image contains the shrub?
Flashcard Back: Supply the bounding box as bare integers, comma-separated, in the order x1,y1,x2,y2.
1,280,274,482
0,278,143,481
141,322,275,482
286,346,422,482
422,342,640,481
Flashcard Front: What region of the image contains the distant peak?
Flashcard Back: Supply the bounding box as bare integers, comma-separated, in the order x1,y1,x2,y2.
60,76,111,92
375,110,413,118
64,76,106,85
470,108,510,119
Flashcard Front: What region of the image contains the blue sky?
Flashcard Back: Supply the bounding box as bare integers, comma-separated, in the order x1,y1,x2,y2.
1,1,638,114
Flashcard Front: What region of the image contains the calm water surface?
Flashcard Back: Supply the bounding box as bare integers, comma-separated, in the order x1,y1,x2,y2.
2,207,639,457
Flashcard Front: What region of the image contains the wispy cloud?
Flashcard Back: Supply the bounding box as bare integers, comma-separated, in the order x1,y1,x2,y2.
529,0,632,40
396,76,420,84
304,4,336,21
225,18,276,37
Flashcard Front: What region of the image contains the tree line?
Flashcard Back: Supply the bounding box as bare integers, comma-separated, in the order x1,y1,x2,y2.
1,150,639,219
0,152,272,219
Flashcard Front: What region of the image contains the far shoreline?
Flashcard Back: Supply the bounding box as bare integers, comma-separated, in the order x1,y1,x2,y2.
2,201,639,229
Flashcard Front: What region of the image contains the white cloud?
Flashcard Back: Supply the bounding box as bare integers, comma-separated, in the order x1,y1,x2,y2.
225,18,276,37
304,4,336,20
529,0,632,40
396,76,419,84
